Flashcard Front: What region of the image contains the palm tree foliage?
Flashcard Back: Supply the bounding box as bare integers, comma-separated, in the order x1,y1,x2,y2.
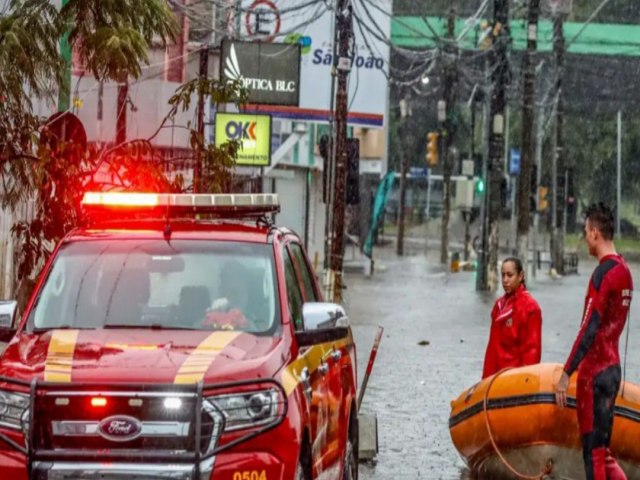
1,0,247,292
63,0,180,81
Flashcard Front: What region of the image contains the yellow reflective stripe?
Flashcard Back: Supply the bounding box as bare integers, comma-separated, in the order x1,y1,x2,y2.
281,357,307,396
44,330,80,383
174,331,241,384
282,338,351,396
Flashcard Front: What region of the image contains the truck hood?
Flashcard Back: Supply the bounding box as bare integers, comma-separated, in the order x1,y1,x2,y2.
0,329,288,386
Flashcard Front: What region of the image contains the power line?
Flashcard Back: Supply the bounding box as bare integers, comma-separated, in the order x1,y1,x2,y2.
567,0,613,47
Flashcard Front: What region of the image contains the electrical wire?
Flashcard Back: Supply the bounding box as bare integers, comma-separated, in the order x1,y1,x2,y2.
456,0,490,43
567,0,614,48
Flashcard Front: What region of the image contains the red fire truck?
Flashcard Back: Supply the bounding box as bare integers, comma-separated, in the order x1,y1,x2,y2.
0,192,358,480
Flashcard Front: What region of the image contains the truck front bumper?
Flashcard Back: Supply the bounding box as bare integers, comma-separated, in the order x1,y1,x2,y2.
31,460,214,480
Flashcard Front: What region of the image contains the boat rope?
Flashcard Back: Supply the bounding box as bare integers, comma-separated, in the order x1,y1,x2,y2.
483,368,554,480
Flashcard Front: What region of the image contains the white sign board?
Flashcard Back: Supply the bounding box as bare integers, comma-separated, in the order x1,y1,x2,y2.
241,0,391,127
461,160,475,177
455,180,475,210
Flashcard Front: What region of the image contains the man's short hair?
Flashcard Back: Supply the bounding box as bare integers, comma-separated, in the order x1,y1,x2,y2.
585,202,615,241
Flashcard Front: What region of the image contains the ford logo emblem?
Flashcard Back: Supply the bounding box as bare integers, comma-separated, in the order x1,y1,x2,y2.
98,415,142,442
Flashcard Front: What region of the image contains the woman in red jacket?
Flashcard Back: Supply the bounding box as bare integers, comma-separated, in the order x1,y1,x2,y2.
482,257,542,379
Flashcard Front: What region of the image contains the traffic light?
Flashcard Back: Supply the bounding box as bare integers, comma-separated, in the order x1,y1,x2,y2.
426,132,439,166
476,177,485,194
538,186,549,212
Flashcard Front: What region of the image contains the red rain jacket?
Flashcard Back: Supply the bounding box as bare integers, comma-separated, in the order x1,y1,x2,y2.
482,285,542,379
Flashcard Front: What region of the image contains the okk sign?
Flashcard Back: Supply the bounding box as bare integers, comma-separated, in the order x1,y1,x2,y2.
214,113,272,166
241,0,391,127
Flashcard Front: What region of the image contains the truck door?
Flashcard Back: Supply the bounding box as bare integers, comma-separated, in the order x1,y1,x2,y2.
287,243,344,473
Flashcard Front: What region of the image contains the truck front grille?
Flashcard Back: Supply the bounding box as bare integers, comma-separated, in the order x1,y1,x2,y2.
32,389,221,458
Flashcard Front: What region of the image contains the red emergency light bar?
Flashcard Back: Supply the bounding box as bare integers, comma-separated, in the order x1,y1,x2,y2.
81,192,280,217
83,192,160,207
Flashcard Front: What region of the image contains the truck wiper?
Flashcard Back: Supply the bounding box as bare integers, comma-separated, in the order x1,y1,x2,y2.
33,325,86,333
102,324,197,330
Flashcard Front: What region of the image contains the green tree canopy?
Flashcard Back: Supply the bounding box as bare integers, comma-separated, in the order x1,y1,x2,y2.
0,0,247,294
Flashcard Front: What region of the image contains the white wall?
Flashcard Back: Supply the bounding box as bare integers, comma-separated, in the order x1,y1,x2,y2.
69,48,218,148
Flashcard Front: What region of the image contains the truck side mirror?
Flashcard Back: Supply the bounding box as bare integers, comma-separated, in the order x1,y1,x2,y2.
0,301,18,343
295,302,350,347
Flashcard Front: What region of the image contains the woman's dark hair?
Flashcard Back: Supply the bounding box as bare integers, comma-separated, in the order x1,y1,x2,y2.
502,257,526,288
585,202,615,241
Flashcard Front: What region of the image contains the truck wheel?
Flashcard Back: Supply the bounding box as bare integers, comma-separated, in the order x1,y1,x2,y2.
342,440,357,480
295,459,309,480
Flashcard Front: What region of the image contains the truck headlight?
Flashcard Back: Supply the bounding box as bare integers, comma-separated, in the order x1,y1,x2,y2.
0,391,29,431
209,389,283,432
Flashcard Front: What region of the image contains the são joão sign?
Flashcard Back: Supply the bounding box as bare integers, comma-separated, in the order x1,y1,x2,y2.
221,40,300,106
215,113,272,167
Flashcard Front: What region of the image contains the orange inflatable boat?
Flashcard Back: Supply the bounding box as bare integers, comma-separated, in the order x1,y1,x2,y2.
449,363,640,479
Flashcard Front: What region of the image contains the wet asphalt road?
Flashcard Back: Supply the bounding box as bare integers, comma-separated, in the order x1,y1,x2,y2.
346,241,640,480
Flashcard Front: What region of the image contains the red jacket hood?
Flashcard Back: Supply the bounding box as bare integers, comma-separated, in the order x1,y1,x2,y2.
0,329,288,386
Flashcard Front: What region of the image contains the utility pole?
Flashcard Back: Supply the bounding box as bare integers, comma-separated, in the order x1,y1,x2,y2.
196,46,210,193
485,0,510,291
617,110,622,237
532,101,544,280
396,98,410,256
328,0,352,303
551,12,565,274
475,23,491,292
116,78,128,145
516,0,540,268
440,0,458,265
58,0,71,112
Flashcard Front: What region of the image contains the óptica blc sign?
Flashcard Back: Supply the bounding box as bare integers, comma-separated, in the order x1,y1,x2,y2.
215,113,272,167
221,40,300,107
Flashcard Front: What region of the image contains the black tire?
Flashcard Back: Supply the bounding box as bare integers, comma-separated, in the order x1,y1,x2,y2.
342,439,357,480
295,460,308,480
296,442,311,480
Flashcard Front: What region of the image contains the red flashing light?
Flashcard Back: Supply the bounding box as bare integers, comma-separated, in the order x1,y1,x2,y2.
91,397,108,408
81,192,280,218
82,192,159,207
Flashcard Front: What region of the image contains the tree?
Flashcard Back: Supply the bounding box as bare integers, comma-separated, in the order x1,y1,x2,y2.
0,0,247,298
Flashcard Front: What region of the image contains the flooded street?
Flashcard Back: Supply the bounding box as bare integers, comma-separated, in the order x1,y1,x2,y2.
346,242,640,479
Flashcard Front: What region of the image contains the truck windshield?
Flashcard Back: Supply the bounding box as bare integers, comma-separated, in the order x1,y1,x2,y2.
27,239,280,334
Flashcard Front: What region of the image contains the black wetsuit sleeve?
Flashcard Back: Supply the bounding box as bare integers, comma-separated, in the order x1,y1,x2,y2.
563,261,617,376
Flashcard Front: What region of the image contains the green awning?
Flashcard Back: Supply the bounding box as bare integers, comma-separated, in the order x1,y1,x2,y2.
392,16,640,56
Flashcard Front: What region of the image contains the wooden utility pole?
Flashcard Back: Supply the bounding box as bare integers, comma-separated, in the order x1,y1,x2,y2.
396,98,410,256
116,78,128,145
516,0,540,266
195,46,209,193
440,0,457,265
329,0,352,303
551,13,566,274
486,0,510,291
